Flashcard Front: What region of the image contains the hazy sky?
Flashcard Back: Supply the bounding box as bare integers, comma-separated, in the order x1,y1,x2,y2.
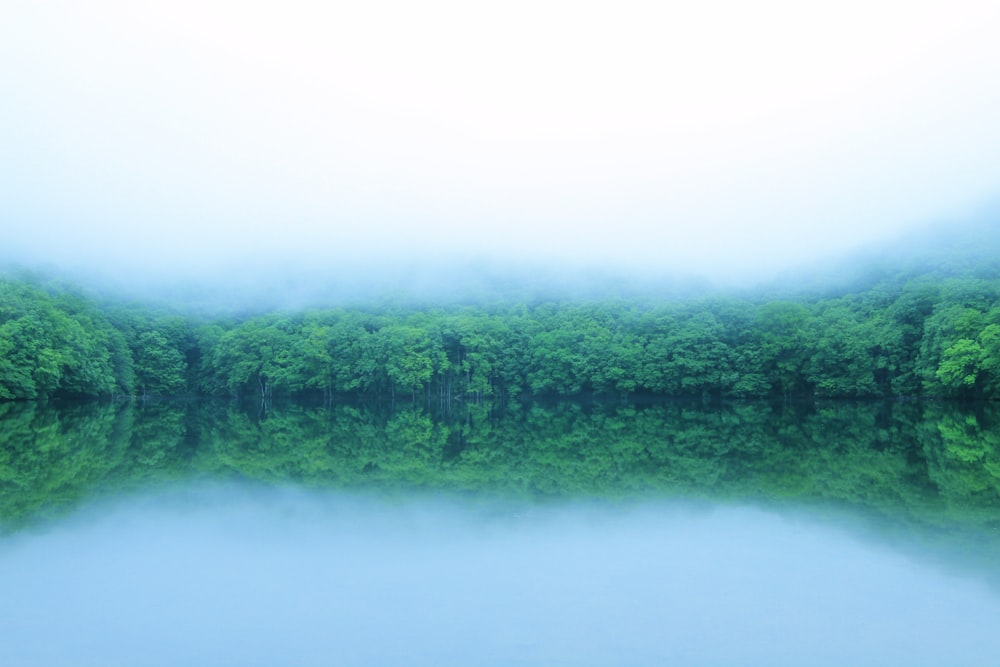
3,1,999,284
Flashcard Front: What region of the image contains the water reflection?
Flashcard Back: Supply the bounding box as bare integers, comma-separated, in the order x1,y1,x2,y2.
1,398,999,664
3,399,998,532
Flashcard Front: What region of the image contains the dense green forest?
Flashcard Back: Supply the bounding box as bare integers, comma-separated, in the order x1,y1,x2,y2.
1,274,1000,403
3,225,1000,402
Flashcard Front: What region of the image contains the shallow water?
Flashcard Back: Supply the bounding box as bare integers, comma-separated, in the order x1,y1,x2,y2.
2,484,999,667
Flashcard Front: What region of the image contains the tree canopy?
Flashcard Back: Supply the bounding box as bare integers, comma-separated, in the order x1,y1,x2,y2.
3,256,1000,402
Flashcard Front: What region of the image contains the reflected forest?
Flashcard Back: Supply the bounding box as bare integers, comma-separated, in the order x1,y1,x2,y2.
3,398,1000,583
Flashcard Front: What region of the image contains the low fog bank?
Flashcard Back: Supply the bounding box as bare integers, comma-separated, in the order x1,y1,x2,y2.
1,251,719,315
749,210,1000,299
2,484,999,667
5,1,1000,319
5,212,998,313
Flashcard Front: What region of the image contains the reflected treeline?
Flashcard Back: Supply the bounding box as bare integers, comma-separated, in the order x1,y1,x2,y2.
0,401,194,526
2,398,999,576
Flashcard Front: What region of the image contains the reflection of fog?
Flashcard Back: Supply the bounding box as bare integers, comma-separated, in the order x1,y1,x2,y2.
2,487,1000,667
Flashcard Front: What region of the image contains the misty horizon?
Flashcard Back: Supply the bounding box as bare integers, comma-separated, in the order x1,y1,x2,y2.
4,2,1000,295
3,211,997,315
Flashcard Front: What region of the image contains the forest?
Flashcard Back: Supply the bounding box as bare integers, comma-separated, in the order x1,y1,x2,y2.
2,251,1000,404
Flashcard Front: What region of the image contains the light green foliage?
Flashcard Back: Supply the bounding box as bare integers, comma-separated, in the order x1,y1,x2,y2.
977,322,1000,395
380,324,437,398
937,339,983,390
0,280,122,399
211,316,300,399
134,331,187,397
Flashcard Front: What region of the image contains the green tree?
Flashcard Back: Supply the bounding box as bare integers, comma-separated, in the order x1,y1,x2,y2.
755,301,812,397
133,331,187,398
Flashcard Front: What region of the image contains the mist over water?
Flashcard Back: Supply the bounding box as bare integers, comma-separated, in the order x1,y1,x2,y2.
2,484,999,667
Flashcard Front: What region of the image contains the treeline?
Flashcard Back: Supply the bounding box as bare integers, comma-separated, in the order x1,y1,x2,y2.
2,271,1000,401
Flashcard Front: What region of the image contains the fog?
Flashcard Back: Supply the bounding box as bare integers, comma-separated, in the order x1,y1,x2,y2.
1,484,998,666
3,1,1000,291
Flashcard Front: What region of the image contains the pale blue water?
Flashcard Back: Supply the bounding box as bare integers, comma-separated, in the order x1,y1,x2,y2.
2,483,998,667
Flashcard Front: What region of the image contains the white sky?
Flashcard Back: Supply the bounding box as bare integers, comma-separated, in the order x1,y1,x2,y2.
2,0,999,284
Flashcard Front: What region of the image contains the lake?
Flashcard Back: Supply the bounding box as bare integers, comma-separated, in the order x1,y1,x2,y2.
2,398,999,666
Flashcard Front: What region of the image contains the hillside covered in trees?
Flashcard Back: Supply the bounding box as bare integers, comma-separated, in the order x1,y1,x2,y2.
2,221,1000,403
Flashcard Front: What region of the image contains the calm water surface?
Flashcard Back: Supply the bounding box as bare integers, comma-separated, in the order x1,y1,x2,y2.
1,399,998,666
